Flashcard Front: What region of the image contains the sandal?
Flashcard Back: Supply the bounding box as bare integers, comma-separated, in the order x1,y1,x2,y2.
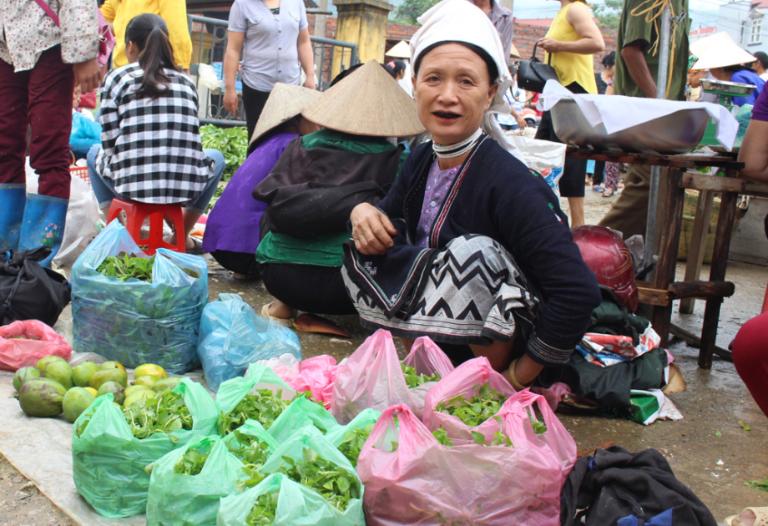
725,507,768,526
186,237,204,255
602,188,616,198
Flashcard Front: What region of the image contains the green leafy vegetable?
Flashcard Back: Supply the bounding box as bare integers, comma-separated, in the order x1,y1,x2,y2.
200,125,248,181
432,427,453,446
281,448,360,511
527,407,548,435
227,431,273,488
218,389,289,435
492,431,513,447
435,384,507,427
401,363,441,388
97,253,154,282
122,390,193,439
746,478,768,492
336,425,374,466
738,419,752,432
174,441,213,476
245,491,279,526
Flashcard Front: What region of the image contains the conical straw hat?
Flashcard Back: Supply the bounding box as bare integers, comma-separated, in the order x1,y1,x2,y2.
385,40,411,59
249,83,322,145
302,61,424,137
690,32,756,71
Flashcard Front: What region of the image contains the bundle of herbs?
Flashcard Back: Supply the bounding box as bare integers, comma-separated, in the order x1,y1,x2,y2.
228,430,274,488
174,440,213,476
435,384,508,427
121,390,194,439
97,253,154,282
280,448,360,512
336,424,374,466
218,389,290,435
401,363,440,388
245,491,279,526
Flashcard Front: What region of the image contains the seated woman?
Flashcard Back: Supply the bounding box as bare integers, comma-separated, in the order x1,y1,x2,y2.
254,61,423,323
202,84,320,276
342,0,601,388
692,40,765,107
86,14,224,251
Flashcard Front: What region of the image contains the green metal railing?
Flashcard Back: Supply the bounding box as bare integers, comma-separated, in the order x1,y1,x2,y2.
188,14,359,126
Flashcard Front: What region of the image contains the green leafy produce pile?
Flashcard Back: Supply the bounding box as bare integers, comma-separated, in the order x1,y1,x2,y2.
281,448,360,511
435,384,507,427
526,407,547,435
432,426,513,447
219,390,290,435
245,491,279,526
200,125,248,181
97,253,154,282
401,363,440,388
174,441,213,475
336,425,374,466
123,390,193,439
228,431,273,488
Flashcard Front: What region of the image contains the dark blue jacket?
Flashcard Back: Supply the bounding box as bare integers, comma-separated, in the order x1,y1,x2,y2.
377,137,602,365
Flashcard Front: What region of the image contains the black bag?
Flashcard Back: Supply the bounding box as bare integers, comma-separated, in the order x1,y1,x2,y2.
517,42,558,93
0,248,71,327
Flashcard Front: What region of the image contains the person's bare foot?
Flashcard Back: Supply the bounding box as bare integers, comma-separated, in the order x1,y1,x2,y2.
262,300,296,320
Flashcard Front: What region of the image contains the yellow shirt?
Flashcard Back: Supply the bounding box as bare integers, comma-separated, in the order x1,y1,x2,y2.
101,0,192,70
544,2,597,94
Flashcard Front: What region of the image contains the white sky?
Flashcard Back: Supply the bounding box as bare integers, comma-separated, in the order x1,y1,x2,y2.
513,0,726,29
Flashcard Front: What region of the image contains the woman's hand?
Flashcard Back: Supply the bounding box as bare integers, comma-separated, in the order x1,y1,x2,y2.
538,38,562,53
350,203,397,255
223,88,239,115
73,58,103,92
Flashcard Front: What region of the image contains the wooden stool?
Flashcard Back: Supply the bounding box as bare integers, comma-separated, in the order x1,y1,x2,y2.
106,199,185,255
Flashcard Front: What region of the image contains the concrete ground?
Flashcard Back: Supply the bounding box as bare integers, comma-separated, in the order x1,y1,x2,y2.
1,187,766,523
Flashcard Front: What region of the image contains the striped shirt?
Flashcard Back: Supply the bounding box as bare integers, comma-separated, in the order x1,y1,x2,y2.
97,63,214,204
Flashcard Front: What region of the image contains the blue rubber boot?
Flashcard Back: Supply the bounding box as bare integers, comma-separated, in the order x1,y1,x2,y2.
0,184,26,258
18,193,68,267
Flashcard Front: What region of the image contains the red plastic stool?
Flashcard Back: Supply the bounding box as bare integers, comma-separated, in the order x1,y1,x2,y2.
106,199,185,255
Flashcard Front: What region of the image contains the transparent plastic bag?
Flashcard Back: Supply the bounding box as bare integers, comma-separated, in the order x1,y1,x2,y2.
331,329,453,423
357,404,568,526
197,293,301,390
71,221,208,373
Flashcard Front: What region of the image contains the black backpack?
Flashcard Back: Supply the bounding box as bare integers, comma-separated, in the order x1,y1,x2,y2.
0,248,71,327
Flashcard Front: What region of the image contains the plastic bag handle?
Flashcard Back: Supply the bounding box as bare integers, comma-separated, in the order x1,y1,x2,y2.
366,404,435,454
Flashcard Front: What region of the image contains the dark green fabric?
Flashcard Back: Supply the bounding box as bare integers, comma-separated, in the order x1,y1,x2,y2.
301,129,396,154
614,0,689,100
255,231,348,267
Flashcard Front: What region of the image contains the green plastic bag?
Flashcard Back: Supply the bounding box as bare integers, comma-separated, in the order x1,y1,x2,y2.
72,378,218,518
219,472,359,526
268,395,341,443
146,436,243,526
259,427,365,525
217,366,296,434
222,419,280,488
326,408,381,467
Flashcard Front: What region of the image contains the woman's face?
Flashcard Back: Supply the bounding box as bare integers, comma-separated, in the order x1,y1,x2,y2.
413,43,497,145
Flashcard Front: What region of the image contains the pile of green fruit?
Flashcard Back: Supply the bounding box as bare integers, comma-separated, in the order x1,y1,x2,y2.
14,357,179,426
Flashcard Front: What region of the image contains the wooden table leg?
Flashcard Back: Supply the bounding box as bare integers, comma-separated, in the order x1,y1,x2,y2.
699,189,738,368
680,189,714,314
651,168,685,347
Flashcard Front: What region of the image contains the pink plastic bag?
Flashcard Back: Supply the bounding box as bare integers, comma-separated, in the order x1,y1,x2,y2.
0,320,72,371
256,354,338,408
332,330,454,423
357,404,566,526
422,356,516,443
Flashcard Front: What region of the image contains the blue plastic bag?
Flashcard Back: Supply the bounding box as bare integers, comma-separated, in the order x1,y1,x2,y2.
71,221,208,373
197,293,301,390
70,112,102,158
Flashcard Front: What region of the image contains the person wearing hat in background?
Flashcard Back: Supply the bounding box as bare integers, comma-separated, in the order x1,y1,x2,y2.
386,40,414,96
255,62,423,324
385,59,407,81
343,0,601,388
754,51,768,81
202,83,320,277
686,54,717,103
223,0,316,141
536,0,605,228
598,0,689,239
689,32,763,106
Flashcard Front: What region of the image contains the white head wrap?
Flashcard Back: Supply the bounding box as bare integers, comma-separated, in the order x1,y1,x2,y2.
409,0,514,149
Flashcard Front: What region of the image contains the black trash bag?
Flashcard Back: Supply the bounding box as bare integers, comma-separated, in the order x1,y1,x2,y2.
0,248,71,326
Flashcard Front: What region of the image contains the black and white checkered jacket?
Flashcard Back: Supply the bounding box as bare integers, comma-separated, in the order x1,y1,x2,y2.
97,63,214,204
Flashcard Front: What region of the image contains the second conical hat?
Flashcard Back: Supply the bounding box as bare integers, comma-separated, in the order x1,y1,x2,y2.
249,83,321,145
385,40,411,59
302,61,424,137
